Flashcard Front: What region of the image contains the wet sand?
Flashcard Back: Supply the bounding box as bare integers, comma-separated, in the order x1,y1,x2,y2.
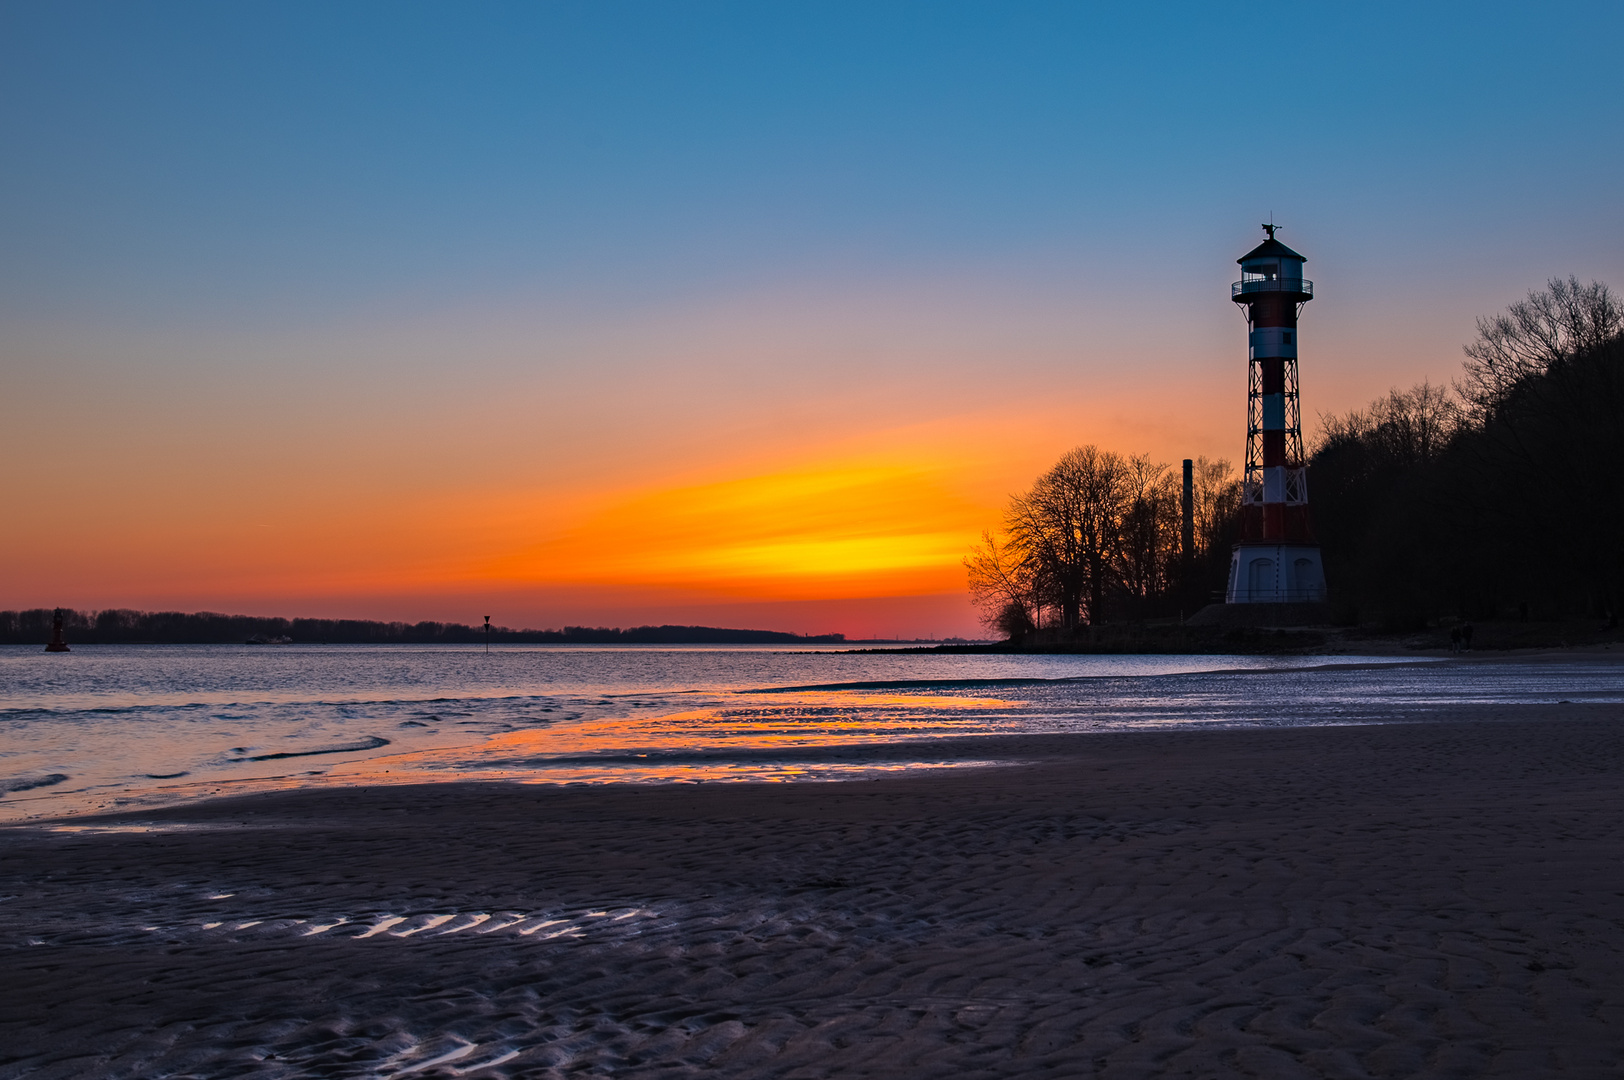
4,706,1624,1078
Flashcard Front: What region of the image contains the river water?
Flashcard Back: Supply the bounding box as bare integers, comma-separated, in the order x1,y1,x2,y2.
3,644,1621,820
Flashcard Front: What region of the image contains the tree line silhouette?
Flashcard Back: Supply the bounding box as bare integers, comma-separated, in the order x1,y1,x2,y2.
1313,277,1621,627
0,609,846,646
968,277,1622,637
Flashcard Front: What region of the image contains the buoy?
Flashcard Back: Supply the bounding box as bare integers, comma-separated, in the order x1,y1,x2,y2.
45,607,70,652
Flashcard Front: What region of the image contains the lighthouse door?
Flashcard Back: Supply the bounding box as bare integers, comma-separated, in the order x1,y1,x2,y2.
1291,558,1317,601
1248,557,1274,601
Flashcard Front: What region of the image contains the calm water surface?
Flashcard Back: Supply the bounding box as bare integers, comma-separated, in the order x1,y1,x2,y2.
2,645,1621,820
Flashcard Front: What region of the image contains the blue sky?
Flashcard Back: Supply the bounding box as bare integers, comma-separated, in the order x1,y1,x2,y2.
6,2,1618,325
3,1,1621,633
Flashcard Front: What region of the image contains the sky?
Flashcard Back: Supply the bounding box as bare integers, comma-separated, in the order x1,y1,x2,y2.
3,1,1621,639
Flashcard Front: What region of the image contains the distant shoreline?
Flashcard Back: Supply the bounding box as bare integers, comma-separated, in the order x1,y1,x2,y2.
0,608,862,647
1,637,969,648
7,605,1616,654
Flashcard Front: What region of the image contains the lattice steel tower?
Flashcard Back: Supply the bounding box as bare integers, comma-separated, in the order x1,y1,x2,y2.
1225,224,1327,604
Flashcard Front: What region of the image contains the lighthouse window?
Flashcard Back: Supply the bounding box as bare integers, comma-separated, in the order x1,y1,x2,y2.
1283,333,1293,344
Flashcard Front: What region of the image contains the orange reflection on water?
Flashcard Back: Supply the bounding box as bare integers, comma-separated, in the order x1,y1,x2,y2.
340,692,1023,785
366,758,1009,788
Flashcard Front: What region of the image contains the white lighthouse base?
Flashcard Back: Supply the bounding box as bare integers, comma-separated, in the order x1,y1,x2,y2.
1226,542,1326,604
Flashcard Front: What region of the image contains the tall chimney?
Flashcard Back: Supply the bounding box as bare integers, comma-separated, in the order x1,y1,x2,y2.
1181,458,1195,561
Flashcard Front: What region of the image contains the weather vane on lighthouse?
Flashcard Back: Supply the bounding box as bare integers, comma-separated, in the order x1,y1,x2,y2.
1225,223,1327,606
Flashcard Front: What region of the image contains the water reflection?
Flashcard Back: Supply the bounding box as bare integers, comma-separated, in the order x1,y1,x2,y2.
2,645,1619,820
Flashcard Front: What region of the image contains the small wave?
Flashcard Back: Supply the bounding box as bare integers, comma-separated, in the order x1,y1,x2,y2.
231,736,391,762
743,659,1430,695
749,677,1073,693
144,771,190,779
1,773,69,795
0,691,566,720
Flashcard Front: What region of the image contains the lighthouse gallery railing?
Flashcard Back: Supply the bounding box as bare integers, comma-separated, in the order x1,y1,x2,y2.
1232,278,1314,299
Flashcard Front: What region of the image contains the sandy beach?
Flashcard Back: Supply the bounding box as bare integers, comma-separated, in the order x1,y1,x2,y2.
4,705,1624,1078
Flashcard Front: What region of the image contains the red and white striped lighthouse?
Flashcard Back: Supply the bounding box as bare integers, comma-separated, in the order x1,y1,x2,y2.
1225,224,1327,604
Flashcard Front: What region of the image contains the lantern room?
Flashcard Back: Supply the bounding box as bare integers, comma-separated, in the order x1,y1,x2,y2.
1232,229,1313,301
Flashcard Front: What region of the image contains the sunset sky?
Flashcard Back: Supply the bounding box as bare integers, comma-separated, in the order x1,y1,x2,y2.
4,2,1621,638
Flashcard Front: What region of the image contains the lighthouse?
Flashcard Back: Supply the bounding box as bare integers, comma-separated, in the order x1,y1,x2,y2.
1225,225,1327,605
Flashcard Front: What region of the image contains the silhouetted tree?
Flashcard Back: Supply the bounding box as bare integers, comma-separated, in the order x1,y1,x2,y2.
965,530,1043,637
968,445,1227,637
1115,456,1179,612
1309,277,1623,625
1194,457,1243,596
1458,276,1621,418
1005,446,1139,629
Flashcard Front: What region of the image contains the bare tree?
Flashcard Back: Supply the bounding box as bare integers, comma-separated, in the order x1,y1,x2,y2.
964,530,1042,637
1189,456,1238,557
1374,381,1461,464
971,446,1229,637
1005,472,1088,632
1458,277,1622,416
1316,380,1463,467
1115,455,1178,604
1004,446,1135,629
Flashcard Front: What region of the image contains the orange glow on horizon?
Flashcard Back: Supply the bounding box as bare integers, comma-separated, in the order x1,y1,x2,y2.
486,455,988,600
3,392,1225,636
